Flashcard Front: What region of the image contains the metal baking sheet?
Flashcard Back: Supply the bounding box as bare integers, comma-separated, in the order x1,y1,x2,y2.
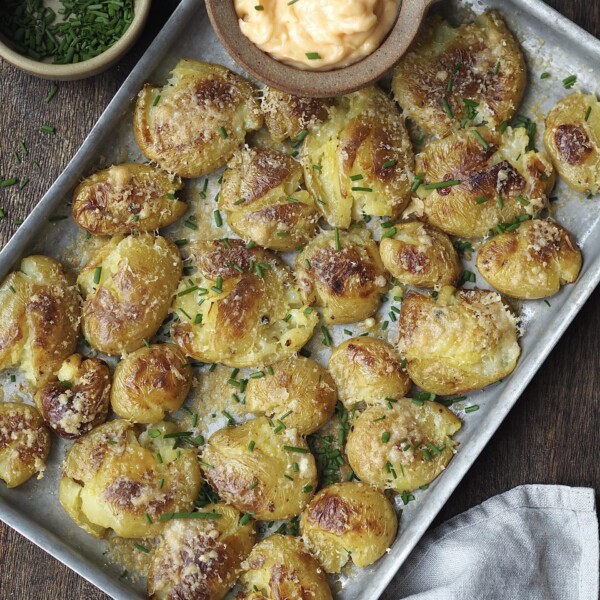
1,0,600,598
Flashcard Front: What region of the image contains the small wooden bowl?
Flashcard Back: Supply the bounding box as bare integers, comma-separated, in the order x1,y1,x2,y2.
206,0,438,98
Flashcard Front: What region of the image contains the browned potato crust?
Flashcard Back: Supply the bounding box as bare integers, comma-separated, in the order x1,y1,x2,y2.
379,222,461,287
301,482,398,572
295,228,387,324
0,255,80,386
78,234,182,355
0,403,51,488
476,219,582,299
398,286,520,395
543,93,600,193
245,356,337,435
392,11,526,138
111,344,192,423
328,337,411,409
34,354,111,439
133,60,263,178
148,503,255,600
239,534,333,600
219,147,319,250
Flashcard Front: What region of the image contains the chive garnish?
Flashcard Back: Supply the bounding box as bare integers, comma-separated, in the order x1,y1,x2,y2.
306,52,321,60
472,130,490,150
218,126,228,138
321,325,332,347
585,106,592,122
334,227,341,251
248,440,256,451
381,432,390,443
562,75,577,89
93,266,102,284
213,210,223,227
134,544,149,553
239,513,254,525
383,159,397,169
442,96,453,120
159,512,222,521
465,404,480,413
351,186,373,192
45,84,58,103
423,179,460,190
284,445,309,453
40,124,56,134
540,72,551,79
152,95,161,107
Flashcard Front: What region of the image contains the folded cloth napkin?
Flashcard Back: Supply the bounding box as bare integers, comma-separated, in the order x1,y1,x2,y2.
383,485,598,600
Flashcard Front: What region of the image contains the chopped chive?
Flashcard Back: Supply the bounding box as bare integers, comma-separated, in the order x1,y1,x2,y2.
152,94,161,107
239,513,254,525
306,52,321,60
382,227,397,239
383,159,397,168
213,210,223,227
515,195,530,205
284,445,309,454
351,186,373,192
442,96,453,120
540,72,551,79
334,227,341,251
159,511,222,521
381,432,390,443
465,404,480,413
562,75,577,89
302,485,313,493
248,440,256,451
144,514,153,525
350,174,364,181
585,106,592,121
134,544,149,553
45,84,58,103
93,266,102,284
218,126,228,138
40,124,55,134
476,196,489,204
321,325,332,347
472,130,490,150
493,60,501,75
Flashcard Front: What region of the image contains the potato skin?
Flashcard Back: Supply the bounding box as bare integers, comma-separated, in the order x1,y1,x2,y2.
171,239,318,368
543,93,600,193
111,344,192,424
414,125,555,239
148,502,255,600
328,337,411,409
0,255,80,386
34,354,111,439
398,286,521,395
133,60,263,178
346,400,461,492
239,534,332,600
392,11,526,138
245,356,337,435
301,482,397,572
295,228,387,324
59,420,202,538
72,163,186,235
379,222,461,288
477,219,582,299
201,417,317,520
78,234,182,355
219,147,319,250
302,86,414,228
0,403,51,488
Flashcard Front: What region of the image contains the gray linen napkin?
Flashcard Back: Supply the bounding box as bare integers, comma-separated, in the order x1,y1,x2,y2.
383,485,598,600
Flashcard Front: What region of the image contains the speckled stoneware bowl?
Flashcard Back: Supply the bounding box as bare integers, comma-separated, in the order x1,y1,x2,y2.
206,0,439,97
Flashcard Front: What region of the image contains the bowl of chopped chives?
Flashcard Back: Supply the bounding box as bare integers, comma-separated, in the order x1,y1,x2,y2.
0,0,152,80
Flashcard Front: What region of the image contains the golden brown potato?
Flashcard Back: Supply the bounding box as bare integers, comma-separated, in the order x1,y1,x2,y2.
476,219,582,299
398,286,521,395
295,228,387,324
302,86,414,228
346,400,461,492
219,147,319,250
239,534,332,600
171,239,318,368
78,234,182,355
262,87,332,142
245,356,337,435
543,93,600,193
328,337,411,409
201,416,317,520
71,163,186,235
133,60,263,178
59,420,202,538
147,502,255,600
379,222,461,287
34,354,111,439
414,125,555,238
0,255,80,386
301,482,397,572
392,11,526,138
0,403,51,488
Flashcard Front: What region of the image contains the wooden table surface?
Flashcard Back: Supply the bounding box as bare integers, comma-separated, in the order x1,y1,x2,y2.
0,1,598,598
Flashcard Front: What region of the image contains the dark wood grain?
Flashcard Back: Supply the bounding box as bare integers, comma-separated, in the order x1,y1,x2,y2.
0,1,598,599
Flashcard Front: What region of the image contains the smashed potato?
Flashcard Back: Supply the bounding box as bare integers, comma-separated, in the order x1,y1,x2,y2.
544,93,600,193
301,482,397,572
78,234,182,355
328,337,411,409
201,417,318,520
245,356,337,435
379,222,461,287
219,147,319,250
0,255,80,386
71,163,186,235
171,239,318,368
59,420,202,538
398,286,521,395
111,344,192,424
477,219,582,299
35,354,111,439
346,400,461,492
0,403,51,488
239,534,332,600
148,503,255,600
392,11,526,138
414,125,554,238
302,86,414,228
134,59,262,178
